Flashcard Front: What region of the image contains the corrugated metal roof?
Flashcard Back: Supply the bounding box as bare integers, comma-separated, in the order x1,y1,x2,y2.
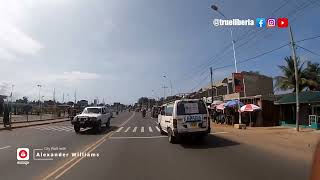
274,91,320,105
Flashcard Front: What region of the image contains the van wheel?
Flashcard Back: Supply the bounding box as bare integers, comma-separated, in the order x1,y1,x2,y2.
168,128,177,144
159,124,166,135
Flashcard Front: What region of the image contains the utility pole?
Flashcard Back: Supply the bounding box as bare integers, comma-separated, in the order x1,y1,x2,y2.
289,26,300,132
62,93,65,103
210,67,214,104
53,88,56,102
162,85,168,102
37,84,42,120
74,89,77,104
10,84,14,123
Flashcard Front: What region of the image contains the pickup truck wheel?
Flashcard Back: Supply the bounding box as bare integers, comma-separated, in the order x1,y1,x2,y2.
168,128,177,144
105,119,110,128
94,122,102,133
74,124,80,133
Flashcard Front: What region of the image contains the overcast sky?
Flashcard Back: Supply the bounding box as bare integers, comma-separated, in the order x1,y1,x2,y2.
0,0,319,104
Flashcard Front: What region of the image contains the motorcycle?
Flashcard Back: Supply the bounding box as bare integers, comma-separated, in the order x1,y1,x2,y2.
142,110,146,118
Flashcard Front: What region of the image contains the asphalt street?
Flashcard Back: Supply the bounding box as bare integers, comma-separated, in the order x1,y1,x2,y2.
0,111,312,180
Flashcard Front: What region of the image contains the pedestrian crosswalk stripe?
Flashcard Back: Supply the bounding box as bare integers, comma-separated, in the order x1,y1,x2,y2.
116,127,123,132
124,127,131,132
149,126,153,132
57,126,73,131
44,126,65,131
133,127,137,132
155,126,160,132
141,127,144,132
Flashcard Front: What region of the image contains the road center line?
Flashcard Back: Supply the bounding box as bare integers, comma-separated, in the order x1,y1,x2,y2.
210,132,229,135
0,146,11,150
109,136,167,139
43,112,135,180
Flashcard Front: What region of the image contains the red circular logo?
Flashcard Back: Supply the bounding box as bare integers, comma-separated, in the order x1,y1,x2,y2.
19,150,28,159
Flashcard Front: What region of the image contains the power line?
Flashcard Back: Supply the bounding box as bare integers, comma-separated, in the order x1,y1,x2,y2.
296,44,320,57
212,43,289,71
189,74,210,93
296,34,320,43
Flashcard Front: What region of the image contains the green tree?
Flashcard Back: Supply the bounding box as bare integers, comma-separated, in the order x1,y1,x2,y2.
304,61,320,91
275,56,307,92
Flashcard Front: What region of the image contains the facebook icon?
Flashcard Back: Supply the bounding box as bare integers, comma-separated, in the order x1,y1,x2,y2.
256,18,266,27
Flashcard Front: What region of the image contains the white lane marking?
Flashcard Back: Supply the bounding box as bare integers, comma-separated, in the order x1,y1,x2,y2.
45,112,136,180
46,126,66,131
37,126,59,131
110,136,167,139
141,126,144,132
57,126,73,131
133,127,137,132
155,126,160,132
149,126,153,132
116,127,123,132
0,146,11,150
124,127,131,132
210,132,229,135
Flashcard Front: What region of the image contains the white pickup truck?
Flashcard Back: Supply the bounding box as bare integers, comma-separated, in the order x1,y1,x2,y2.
71,106,112,133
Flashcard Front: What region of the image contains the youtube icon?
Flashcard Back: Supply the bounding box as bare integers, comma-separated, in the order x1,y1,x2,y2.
277,18,288,28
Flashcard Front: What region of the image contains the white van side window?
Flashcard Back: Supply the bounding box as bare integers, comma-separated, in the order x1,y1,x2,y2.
165,105,174,116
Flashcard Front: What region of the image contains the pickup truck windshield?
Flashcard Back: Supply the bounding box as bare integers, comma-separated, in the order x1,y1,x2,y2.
84,108,101,114
177,101,207,115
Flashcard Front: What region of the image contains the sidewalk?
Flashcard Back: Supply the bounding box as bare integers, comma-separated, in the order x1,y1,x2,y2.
0,118,70,131
212,123,320,162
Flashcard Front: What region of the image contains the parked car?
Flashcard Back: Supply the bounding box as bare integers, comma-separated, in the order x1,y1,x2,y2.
71,106,112,133
158,99,210,143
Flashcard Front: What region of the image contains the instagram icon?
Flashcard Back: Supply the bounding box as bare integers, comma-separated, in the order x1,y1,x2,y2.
267,18,276,28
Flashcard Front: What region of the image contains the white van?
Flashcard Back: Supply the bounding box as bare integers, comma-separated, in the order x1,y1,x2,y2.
158,99,211,143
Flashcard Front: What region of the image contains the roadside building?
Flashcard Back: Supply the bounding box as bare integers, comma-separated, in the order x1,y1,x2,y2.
191,71,279,126
274,91,320,129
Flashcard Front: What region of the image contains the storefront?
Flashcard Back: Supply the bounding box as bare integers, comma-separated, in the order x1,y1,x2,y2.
274,91,320,129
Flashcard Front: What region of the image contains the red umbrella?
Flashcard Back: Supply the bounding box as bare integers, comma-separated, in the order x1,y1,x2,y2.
240,104,261,112
240,104,261,126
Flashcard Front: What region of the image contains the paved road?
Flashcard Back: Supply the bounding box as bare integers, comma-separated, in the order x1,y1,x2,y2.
0,112,311,180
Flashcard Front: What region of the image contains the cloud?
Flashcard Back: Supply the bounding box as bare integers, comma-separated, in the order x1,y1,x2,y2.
0,23,43,57
45,71,101,82
0,0,43,61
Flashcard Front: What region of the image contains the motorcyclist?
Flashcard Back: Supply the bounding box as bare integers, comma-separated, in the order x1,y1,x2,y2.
142,108,146,118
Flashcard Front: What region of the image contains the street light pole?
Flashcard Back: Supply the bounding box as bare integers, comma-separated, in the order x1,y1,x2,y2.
289,26,300,132
37,84,42,120
9,84,14,124
211,4,242,125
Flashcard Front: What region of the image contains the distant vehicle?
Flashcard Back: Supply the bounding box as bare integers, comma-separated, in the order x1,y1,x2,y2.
135,108,141,112
71,106,112,133
158,99,210,143
151,106,160,118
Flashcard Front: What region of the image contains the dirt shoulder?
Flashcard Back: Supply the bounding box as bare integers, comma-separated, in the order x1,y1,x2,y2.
212,123,320,162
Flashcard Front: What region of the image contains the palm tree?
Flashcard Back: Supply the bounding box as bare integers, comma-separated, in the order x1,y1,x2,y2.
304,62,320,90
275,56,307,92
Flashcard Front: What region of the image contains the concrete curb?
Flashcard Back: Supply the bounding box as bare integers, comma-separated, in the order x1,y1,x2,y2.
0,119,71,131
